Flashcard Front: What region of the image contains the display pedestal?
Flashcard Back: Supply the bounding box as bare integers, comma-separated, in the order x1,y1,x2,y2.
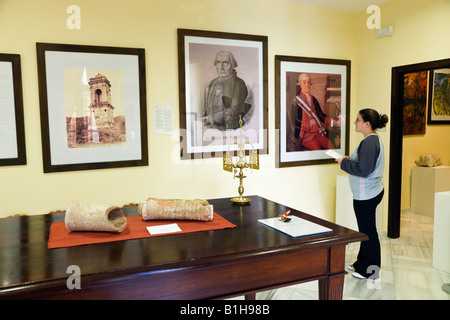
335,175,383,233
411,166,450,216
433,191,450,273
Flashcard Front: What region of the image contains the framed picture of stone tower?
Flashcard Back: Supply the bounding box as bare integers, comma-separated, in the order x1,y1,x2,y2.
37,43,148,173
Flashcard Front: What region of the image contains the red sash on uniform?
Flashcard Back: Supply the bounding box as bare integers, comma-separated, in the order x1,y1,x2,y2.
294,94,327,136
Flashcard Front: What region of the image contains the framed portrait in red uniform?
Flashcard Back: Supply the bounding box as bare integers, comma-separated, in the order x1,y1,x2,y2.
275,55,350,167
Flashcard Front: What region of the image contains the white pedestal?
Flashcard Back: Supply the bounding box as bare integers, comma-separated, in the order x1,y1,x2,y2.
335,175,383,233
411,166,450,216
433,191,450,273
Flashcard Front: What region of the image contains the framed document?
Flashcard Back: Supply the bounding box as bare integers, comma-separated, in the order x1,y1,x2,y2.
0,53,26,166
178,29,268,159
275,55,350,167
36,43,148,173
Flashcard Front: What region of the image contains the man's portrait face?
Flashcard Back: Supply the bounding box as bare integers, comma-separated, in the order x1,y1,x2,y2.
298,73,311,94
214,53,233,78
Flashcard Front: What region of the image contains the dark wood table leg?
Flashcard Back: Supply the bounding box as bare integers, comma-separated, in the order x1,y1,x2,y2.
318,273,345,300
245,293,256,300
318,245,346,300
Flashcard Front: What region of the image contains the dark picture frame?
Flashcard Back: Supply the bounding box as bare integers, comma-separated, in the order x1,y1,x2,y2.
428,68,450,124
0,53,26,166
275,55,350,167
36,43,148,173
178,29,268,159
402,71,428,135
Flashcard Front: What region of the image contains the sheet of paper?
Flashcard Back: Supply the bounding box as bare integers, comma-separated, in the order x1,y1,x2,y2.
154,105,173,135
147,223,181,235
325,149,343,159
258,216,332,238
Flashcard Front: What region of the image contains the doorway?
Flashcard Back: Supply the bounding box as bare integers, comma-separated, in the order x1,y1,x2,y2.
388,58,450,238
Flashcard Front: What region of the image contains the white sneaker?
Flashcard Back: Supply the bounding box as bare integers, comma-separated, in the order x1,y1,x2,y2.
352,272,367,280
347,264,355,271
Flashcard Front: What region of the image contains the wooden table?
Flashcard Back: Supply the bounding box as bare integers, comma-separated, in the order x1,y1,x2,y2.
0,195,366,300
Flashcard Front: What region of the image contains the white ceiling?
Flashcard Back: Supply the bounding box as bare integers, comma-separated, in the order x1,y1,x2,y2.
282,0,393,13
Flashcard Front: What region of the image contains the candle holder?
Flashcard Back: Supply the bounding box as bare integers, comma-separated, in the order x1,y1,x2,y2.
223,115,259,205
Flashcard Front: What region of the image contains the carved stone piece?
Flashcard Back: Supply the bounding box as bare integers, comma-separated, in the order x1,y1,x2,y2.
138,198,213,221
415,153,442,167
65,201,127,232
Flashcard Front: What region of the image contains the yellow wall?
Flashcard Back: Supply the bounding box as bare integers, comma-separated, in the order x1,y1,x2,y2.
0,0,356,220
353,0,450,219
0,0,449,231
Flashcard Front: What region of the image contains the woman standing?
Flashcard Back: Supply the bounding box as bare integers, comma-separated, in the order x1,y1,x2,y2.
336,108,388,279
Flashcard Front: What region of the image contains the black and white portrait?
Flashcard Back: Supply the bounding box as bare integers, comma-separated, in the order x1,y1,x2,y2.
178,29,267,159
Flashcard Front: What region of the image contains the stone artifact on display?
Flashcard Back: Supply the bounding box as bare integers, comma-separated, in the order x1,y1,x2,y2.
415,153,442,167
65,201,127,232
138,198,214,221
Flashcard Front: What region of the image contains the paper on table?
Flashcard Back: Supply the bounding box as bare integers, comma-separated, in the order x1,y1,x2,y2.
325,149,343,159
147,223,181,235
258,216,332,238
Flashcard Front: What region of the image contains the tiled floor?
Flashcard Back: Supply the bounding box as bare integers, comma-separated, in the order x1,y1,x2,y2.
239,211,450,300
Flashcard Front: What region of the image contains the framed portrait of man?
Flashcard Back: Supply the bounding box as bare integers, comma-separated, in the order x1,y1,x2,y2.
275,56,350,167
178,29,268,159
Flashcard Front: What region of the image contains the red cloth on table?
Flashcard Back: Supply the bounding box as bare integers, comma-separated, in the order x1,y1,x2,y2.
48,213,236,249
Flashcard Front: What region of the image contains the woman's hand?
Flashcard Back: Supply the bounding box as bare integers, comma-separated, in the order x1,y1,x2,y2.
336,156,349,165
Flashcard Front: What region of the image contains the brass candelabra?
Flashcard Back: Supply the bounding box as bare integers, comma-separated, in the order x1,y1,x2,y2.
223,116,259,204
